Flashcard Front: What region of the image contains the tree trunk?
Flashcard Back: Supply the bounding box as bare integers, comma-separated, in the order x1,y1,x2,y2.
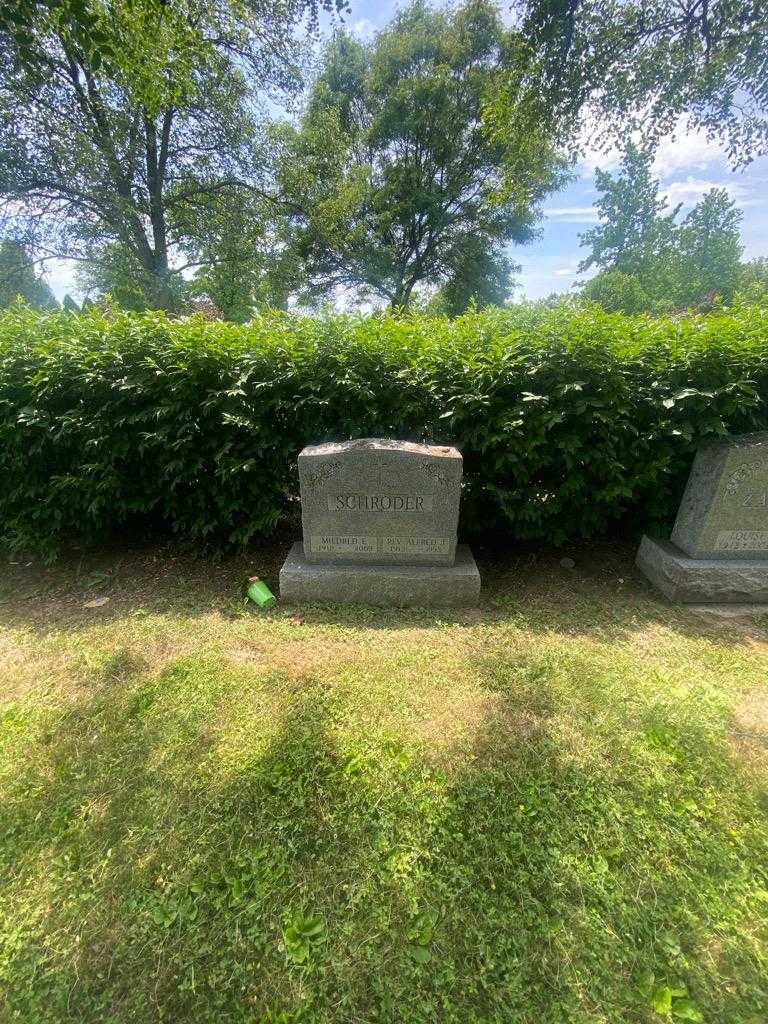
144,109,177,312
391,279,416,309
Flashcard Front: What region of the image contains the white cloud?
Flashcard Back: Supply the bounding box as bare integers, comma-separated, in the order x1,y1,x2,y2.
545,206,600,222
579,144,621,176
352,18,376,39
579,117,726,178
651,128,725,178
554,265,578,277
661,176,749,209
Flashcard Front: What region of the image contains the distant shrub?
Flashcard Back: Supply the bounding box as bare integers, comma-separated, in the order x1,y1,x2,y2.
1,304,767,558
736,258,768,307
582,270,650,314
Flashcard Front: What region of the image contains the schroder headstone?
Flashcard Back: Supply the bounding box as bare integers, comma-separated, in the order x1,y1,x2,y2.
637,432,768,602
280,439,480,607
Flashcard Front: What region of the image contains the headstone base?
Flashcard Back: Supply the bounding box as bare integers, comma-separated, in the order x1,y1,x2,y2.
636,535,768,603
280,542,481,608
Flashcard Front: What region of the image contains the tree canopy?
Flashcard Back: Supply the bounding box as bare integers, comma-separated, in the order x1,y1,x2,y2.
0,240,57,308
675,188,743,306
579,143,743,310
0,0,762,317
738,258,768,305
487,1,768,169
0,0,345,311
276,0,567,310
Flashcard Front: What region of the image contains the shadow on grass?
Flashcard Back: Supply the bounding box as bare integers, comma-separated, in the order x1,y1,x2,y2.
2,539,768,654
1,662,435,1022
1,645,766,1023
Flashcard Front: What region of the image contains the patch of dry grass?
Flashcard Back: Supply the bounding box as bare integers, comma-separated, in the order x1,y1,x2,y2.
730,683,768,773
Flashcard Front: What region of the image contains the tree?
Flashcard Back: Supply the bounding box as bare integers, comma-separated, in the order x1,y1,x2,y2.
276,1,566,310
0,239,57,308
578,145,743,309
578,144,679,297
737,258,768,305
675,188,743,305
486,1,768,169
76,242,192,312
61,293,80,312
184,189,292,321
1,0,120,74
435,245,518,317
0,0,345,312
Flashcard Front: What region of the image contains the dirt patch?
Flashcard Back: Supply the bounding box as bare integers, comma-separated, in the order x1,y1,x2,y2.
0,541,287,635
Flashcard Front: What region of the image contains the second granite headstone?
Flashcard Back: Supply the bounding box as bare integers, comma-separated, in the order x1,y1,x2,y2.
671,432,768,558
637,432,768,602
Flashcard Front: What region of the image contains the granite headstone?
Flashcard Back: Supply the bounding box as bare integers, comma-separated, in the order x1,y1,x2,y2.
671,432,768,558
637,432,768,602
298,438,461,565
280,438,480,607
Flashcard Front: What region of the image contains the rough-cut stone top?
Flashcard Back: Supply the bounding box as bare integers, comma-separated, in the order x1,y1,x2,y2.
690,432,768,452
301,438,460,459
297,437,462,566
671,431,768,559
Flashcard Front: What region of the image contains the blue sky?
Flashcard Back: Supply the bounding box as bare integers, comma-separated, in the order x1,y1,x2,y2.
45,0,768,302
519,132,768,299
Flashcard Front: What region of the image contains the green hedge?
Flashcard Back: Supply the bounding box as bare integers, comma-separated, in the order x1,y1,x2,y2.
1,303,767,558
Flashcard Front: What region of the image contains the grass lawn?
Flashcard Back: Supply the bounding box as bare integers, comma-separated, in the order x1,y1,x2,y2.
0,541,766,1024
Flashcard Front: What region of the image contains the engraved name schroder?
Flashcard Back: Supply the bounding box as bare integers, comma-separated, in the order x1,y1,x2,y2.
327,494,434,512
